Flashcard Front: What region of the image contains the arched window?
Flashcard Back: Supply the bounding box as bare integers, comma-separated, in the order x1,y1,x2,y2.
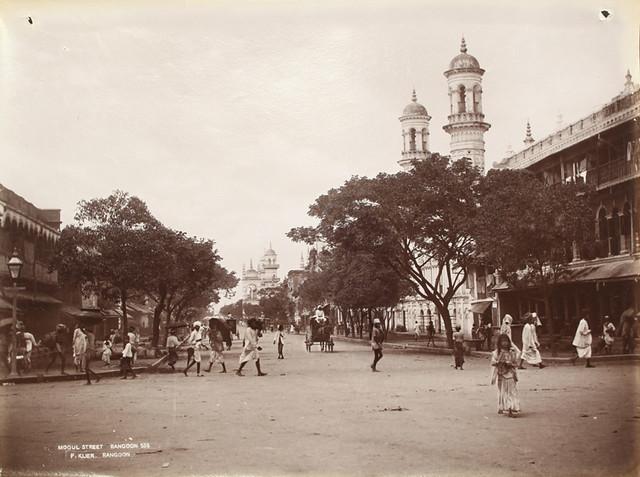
473,85,482,113
409,128,416,152
596,207,608,258
621,202,632,253
608,207,620,255
421,128,428,152
458,85,466,113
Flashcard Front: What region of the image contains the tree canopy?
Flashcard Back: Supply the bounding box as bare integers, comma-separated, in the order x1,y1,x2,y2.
52,190,237,345
474,168,594,321
289,154,481,345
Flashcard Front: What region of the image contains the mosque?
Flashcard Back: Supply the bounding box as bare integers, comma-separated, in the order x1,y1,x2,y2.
239,244,281,304
395,37,491,335
399,37,490,173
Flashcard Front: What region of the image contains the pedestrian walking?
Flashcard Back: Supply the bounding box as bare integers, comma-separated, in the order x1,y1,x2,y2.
127,327,139,364
120,335,137,379
601,318,616,354
491,333,520,417
236,318,266,376
44,324,68,375
184,321,205,377
413,320,421,341
16,322,37,372
572,311,595,368
72,323,84,372
81,327,101,385
452,326,465,370
371,318,384,372
206,321,231,373
484,322,493,351
519,313,545,369
426,320,436,347
102,337,113,366
166,328,180,371
500,314,520,354
620,307,637,354
274,324,285,359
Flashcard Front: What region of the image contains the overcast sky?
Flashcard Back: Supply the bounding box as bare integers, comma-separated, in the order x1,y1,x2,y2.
1,0,638,307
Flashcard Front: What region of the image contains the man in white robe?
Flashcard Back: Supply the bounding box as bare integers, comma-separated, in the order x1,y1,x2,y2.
236,319,266,376
572,312,595,368
519,314,545,369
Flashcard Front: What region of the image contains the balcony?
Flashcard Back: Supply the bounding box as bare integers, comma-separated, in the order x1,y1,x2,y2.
587,159,640,189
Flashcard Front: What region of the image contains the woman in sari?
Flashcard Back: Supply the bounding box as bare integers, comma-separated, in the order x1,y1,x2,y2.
491,333,520,417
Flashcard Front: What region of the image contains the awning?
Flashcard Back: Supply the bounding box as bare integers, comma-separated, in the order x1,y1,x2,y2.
494,258,639,292
469,299,493,314
14,290,63,305
61,305,119,324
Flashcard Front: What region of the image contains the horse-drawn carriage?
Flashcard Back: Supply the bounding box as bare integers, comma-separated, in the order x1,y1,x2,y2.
305,309,335,352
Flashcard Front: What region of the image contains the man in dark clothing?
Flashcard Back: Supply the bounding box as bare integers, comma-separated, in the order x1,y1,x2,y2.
371,319,384,372
45,324,68,375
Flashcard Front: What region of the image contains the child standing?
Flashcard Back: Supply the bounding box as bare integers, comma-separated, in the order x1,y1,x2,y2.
102,338,112,366
491,333,520,417
274,325,285,359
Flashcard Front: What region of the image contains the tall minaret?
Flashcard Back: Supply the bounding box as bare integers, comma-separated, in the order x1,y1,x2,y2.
443,37,491,173
523,120,535,146
398,89,431,171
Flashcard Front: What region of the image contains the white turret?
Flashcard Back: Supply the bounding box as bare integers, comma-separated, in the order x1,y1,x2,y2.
443,37,491,173
398,89,432,170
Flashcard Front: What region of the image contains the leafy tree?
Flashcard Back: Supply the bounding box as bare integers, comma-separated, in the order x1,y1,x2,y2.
289,155,481,346
258,283,294,324
474,168,594,327
52,191,161,342
53,191,238,347
154,236,237,347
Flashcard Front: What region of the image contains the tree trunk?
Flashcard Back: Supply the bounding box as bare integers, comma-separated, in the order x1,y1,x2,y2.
437,304,454,348
151,287,166,349
120,290,128,344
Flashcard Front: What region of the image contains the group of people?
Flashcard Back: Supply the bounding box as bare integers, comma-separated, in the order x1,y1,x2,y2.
413,320,436,346
369,309,618,419
164,318,280,378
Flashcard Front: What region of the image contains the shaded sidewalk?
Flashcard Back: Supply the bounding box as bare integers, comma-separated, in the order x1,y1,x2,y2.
333,335,640,364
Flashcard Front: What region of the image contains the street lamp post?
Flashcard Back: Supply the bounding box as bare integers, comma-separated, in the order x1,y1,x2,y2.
5,249,25,377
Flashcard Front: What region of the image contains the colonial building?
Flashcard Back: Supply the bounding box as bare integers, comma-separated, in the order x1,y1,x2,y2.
492,72,640,332
239,245,281,304
0,184,63,338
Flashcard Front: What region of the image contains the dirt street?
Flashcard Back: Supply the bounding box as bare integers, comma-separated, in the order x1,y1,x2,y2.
0,333,638,477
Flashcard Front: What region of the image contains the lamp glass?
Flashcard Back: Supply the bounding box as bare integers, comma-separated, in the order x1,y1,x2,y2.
7,254,23,281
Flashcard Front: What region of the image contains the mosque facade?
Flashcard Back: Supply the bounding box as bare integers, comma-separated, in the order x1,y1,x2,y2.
239,245,281,305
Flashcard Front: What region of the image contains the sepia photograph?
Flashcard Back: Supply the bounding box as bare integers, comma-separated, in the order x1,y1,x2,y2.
0,1,639,476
